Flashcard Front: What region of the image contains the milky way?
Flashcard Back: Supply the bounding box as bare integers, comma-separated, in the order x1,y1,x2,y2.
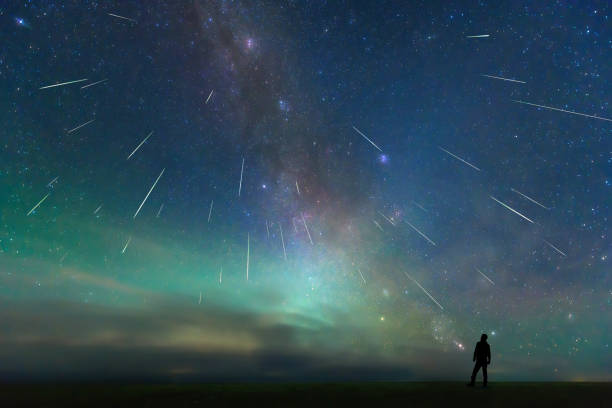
0,1,609,381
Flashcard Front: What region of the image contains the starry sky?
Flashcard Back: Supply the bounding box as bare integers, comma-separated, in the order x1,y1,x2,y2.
0,1,610,382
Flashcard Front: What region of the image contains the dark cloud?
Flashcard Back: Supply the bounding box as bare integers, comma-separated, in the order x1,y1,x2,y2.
0,298,423,382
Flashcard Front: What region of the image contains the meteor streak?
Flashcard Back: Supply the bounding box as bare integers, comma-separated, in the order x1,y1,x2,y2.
107,13,137,23
156,203,164,218
80,78,108,89
475,268,495,285
481,74,525,84
121,237,132,254
378,211,396,226
404,272,444,311
39,78,88,89
47,176,59,187
511,188,551,210
279,223,287,261
246,232,250,280
67,119,95,134
93,205,102,215
352,125,383,152
238,157,244,197
296,180,300,195
412,201,428,213
27,193,50,216
205,90,214,104
404,220,436,246
133,168,165,219
265,220,270,239
512,100,612,122
466,34,489,38
438,146,481,171
489,195,534,224
127,131,153,160
373,220,384,231
301,212,313,245
207,200,214,223
358,269,367,284
543,239,567,257
198,291,202,304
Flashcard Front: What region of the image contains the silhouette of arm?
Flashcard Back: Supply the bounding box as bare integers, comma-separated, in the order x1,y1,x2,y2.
473,343,477,362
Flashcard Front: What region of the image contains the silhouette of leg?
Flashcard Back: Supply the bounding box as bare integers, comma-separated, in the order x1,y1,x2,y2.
470,362,481,385
482,364,488,386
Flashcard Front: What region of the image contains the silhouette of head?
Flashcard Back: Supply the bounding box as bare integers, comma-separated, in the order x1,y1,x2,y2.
481,333,488,341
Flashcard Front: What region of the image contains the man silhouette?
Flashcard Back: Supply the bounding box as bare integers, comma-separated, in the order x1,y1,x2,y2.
467,333,491,387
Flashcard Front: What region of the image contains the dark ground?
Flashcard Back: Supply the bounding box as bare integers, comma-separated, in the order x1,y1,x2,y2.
1,382,610,407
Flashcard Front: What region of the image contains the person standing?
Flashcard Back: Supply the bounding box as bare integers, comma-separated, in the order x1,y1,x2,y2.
467,333,491,387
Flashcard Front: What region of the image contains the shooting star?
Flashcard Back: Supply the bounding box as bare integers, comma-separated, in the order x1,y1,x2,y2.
412,201,428,213
373,219,384,232
238,157,245,197
67,119,95,134
39,78,88,90
466,34,490,38
296,180,301,195
438,146,481,171
511,100,612,122
475,268,495,285
404,220,436,246
293,218,298,234
301,212,313,245
543,239,567,257
127,131,153,160
265,220,270,239
27,193,50,216
93,205,102,215
207,200,214,223
133,168,165,219
352,125,383,152
246,232,250,280
156,203,164,218
205,90,214,104
107,12,137,23
489,195,534,224
481,74,525,84
47,176,59,188
511,188,551,210
279,223,287,261
357,268,367,284
378,211,396,226
219,267,223,284
198,291,202,304
80,78,108,89
121,236,132,254
404,272,444,311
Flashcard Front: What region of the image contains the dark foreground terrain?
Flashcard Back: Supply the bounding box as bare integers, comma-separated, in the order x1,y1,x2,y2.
1,382,610,407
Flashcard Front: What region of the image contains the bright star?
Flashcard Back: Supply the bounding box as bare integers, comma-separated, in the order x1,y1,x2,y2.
15,17,30,28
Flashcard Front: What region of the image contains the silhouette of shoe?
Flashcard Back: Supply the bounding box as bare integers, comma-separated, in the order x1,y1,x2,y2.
466,383,475,387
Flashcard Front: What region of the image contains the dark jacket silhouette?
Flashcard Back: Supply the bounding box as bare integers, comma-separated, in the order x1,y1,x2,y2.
469,334,491,386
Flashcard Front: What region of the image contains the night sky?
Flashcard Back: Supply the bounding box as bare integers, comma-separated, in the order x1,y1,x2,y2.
0,1,610,382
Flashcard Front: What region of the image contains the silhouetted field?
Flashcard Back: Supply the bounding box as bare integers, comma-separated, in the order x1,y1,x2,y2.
1,382,610,407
